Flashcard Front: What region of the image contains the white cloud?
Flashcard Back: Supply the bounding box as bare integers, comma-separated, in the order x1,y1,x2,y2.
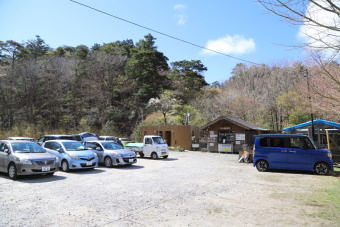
173,4,187,25
174,4,185,11
298,0,340,57
202,34,255,55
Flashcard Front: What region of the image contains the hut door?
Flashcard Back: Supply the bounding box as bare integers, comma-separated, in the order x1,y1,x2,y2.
164,131,171,146
218,131,233,144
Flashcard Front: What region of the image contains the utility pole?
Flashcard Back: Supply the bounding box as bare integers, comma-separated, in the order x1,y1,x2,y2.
303,67,315,141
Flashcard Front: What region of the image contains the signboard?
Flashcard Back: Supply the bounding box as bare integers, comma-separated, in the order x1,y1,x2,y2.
192,144,199,148
209,143,215,147
210,134,218,138
218,144,233,153
236,133,245,141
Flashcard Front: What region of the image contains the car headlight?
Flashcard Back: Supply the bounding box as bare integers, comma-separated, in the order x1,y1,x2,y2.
70,155,80,160
21,159,32,165
327,152,332,159
93,153,98,158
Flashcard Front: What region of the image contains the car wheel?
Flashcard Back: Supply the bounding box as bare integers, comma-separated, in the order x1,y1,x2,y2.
151,152,158,160
163,155,168,159
104,157,112,167
314,162,329,175
256,160,268,172
8,164,17,180
61,160,69,172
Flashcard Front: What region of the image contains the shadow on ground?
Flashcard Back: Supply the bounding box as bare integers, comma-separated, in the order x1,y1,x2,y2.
67,168,106,174
266,168,340,177
113,165,144,170
0,172,67,184
0,171,67,183
160,158,178,161
18,174,67,183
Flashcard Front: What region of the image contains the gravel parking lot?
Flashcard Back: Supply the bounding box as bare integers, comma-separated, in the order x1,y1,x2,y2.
0,151,333,226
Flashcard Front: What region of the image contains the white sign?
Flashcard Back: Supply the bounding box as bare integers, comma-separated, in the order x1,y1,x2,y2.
236,133,245,141
236,141,241,145
209,143,214,147
210,134,218,138
192,144,199,148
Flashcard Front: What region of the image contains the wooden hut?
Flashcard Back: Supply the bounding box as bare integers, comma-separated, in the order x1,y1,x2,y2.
200,116,269,153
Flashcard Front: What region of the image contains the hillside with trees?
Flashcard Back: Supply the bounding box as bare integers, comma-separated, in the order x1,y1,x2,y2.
0,33,339,139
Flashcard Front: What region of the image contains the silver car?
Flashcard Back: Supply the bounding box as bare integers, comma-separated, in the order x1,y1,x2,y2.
42,140,98,172
85,141,137,167
0,140,58,179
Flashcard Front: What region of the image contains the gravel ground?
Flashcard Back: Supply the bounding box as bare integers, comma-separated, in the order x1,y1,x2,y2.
0,151,334,226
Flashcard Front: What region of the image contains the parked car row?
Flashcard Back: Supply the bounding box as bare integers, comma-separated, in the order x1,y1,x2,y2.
0,134,170,180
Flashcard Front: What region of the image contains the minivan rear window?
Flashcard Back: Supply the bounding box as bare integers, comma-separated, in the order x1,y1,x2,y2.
269,137,288,147
259,137,289,148
260,138,268,147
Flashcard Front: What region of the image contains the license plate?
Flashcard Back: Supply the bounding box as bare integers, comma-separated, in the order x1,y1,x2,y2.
42,166,50,172
162,153,166,156
86,162,92,166
129,159,134,163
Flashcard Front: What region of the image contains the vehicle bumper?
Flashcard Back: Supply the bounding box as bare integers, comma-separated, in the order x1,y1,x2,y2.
157,151,169,158
113,157,137,166
69,158,99,169
17,163,58,176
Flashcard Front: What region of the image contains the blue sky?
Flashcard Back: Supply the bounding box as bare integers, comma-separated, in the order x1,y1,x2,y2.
0,0,306,83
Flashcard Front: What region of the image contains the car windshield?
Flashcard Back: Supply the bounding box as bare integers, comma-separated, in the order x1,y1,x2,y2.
62,141,87,151
11,142,46,153
101,142,123,150
153,137,166,144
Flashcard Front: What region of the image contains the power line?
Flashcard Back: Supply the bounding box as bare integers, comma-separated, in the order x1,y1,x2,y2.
69,0,261,65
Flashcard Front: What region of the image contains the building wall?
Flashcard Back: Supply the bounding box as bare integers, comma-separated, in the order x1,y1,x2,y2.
141,125,199,150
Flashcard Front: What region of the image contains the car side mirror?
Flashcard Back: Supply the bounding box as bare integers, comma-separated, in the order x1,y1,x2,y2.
56,148,63,153
4,148,9,154
96,147,102,151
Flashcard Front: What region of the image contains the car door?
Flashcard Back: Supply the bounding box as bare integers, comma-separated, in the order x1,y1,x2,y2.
0,142,8,172
287,137,313,170
265,137,289,169
144,138,153,156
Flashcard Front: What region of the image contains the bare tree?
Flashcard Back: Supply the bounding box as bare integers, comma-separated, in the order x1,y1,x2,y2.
258,0,340,55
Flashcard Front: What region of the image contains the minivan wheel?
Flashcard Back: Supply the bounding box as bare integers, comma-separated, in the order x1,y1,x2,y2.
104,157,112,167
61,160,69,172
8,164,17,180
314,162,329,175
256,160,269,172
151,152,158,160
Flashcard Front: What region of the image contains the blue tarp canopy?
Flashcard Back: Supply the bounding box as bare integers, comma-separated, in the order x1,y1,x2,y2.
283,119,340,132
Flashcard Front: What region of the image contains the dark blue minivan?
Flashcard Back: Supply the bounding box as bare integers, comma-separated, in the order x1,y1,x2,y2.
253,134,333,175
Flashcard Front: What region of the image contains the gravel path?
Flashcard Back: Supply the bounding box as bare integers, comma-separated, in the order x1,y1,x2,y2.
0,151,333,226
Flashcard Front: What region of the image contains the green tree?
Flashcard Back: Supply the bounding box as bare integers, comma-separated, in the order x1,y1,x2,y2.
169,60,208,103
125,34,170,104
25,35,49,58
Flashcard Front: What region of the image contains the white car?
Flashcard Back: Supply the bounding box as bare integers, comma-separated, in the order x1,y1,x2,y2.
125,136,169,159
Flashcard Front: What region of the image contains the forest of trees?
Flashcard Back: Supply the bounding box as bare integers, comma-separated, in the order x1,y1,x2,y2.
0,33,339,139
